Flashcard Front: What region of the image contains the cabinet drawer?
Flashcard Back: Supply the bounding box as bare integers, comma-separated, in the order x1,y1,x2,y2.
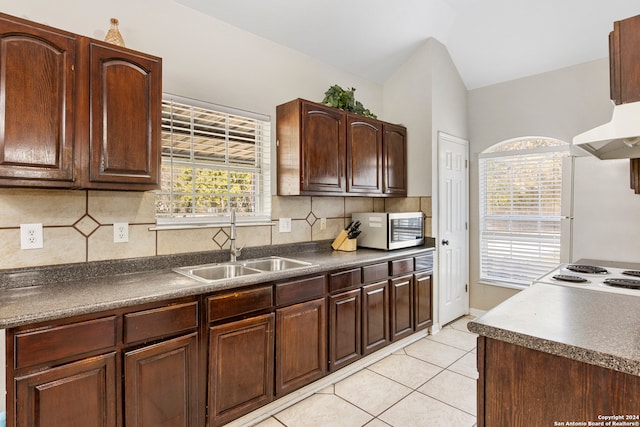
276,275,326,306
14,316,117,370
362,262,389,283
329,268,362,293
414,253,434,272
390,258,414,276
124,301,198,345
208,285,273,323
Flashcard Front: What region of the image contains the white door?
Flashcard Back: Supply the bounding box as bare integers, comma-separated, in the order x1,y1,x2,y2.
438,132,469,326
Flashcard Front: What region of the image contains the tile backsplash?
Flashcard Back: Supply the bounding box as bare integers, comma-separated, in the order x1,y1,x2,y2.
0,189,433,270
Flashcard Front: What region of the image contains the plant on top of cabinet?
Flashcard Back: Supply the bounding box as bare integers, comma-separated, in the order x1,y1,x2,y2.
322,84,377,119
0,12,161,191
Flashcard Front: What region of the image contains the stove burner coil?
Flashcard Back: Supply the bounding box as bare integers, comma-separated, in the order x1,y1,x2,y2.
622,270,640,278
603,278,640,290
565,264,608,274
552,274,588,283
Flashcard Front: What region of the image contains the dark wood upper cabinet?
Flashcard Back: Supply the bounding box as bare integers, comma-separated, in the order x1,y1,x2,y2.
0,14,77,187
0,12,161,190
347,114,383,194
277,99,346,195
276,98,407,197
81,40,161,190
383,123,408,195
610,14,640,105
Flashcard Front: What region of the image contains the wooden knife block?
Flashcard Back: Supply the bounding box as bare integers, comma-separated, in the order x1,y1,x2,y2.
332,230,357,252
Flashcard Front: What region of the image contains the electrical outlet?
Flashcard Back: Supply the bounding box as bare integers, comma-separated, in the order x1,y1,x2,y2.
320,217,327,230
113,222,129,243
20,223,43,250
279,218,291,233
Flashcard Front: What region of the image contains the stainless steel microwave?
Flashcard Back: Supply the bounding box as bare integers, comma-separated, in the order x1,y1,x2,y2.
351,212,425,250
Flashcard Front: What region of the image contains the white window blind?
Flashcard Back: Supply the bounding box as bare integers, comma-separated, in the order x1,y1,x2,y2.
479,140,569,287
156,94,271,226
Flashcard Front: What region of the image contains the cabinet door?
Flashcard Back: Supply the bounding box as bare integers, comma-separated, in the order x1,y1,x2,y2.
414,271,433,331
329,289,361,371
346,114,382,194
15,352,116,427
390,274,414,341
124,333,198,427
209,313,274,427
301,101,346,194
276,298,327,394
0,14,76,186
610,15,640,104
362,280,390,355
85,40,161,189
383,123,407,196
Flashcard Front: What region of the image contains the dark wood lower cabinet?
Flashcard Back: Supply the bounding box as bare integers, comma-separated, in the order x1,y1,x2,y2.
329,288,362,371
362,281,389,355
276,298,327,395
390,274,414,341
414,271,433,331
14,352,117,427
124,333,198,427
6,251,435,427
208,313,274,427
477,337,640,426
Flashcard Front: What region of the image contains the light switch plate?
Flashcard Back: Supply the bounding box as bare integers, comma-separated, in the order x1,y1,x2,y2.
279,218,291,233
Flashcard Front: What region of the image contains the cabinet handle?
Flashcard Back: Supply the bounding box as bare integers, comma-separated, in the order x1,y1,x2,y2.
441,239,449,246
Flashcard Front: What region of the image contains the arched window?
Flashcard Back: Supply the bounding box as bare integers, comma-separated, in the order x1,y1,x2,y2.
479,137,571,288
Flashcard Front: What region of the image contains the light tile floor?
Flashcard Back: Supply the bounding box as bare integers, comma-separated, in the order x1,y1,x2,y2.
253,316,478,427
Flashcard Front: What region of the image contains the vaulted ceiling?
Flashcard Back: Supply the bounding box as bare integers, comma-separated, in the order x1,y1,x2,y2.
176,0,640,90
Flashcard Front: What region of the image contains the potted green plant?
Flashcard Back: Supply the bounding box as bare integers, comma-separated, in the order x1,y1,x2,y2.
322,84,377,119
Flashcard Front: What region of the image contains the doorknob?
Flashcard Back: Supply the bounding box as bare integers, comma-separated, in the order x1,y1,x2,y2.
442,239,449,245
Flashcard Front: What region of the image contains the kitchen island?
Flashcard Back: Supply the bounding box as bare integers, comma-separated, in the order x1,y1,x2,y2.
468,283,640,427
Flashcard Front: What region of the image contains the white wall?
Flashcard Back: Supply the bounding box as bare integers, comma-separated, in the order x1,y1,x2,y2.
383,38,468,198
468,58,640,310
383,40,434,196
573,156,640,262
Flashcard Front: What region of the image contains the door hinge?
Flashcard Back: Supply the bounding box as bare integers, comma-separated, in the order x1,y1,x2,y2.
465,159,468,168
465,222,468,230
465,284,468,293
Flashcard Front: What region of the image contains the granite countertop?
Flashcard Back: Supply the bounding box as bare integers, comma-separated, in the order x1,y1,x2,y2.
0,243,435,329
468,283,640,376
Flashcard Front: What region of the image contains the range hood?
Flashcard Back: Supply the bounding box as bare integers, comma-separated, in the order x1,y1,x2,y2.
573,102,640,159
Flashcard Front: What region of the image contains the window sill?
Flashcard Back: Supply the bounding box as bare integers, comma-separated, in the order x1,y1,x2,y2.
150,220,275,231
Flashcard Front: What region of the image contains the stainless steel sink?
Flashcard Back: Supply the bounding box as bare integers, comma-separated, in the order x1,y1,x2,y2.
175,264,262,282
240,256,313,272
174,256,315,283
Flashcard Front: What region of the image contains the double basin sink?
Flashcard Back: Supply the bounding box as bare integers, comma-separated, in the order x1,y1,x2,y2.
174,256,315,283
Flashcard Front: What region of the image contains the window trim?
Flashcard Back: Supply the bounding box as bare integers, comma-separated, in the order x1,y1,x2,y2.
478,137,571,289
155,93,271,228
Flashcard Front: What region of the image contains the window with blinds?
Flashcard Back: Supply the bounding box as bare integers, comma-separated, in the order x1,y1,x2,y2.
479,138,570,287
156,94,271,226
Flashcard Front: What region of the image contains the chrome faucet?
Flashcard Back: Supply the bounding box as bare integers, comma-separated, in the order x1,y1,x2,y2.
229,209,242,262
